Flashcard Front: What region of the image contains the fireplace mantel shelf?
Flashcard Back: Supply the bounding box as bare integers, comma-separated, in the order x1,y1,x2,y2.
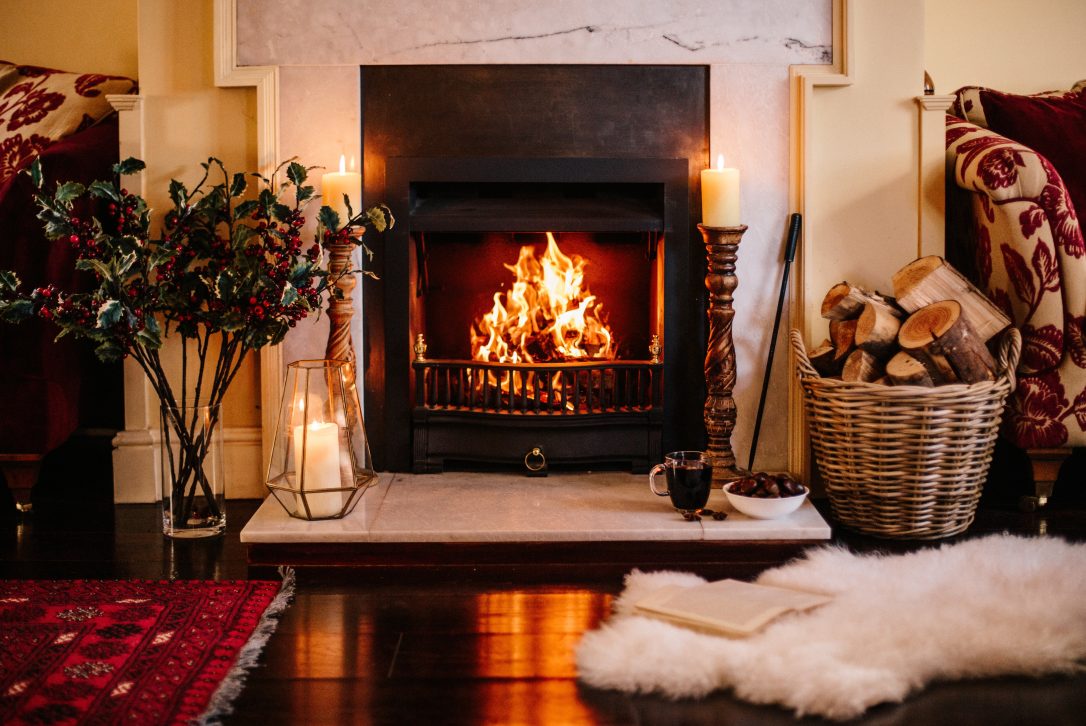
241,473,831,572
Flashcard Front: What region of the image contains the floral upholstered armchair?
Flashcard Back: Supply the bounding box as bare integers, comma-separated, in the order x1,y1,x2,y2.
946,81,1086,508
0,61,136,510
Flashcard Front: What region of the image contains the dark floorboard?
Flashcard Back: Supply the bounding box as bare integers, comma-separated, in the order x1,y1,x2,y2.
3,485,1086,725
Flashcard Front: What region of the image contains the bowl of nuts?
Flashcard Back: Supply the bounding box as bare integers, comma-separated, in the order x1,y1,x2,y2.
723,472,808,519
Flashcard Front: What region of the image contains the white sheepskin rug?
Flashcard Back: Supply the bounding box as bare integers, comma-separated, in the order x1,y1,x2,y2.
576,534,1086,720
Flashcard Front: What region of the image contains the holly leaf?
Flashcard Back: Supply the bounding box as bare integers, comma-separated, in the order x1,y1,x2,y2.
229,172,247,198
216,270,236,300
136,314,162,349
272,203,292,223
94,339,125,363
287,161,307,186
318,205,340,232
88,180,122,203
75,257,112,280
0,270,20,293
0,298,33,323
234,199,258,220
296,184,315,205
115,251,138,278
280,284,298,307
54,181,84,204
168,179,187,209
27,157,42,189
366,204,393,233
112,157,146,176
96,299,123,329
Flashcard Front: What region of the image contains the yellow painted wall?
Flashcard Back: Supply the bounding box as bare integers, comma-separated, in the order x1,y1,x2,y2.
0,0,138,78
925,0,1086,94
136,0,260,432
804,0,926,342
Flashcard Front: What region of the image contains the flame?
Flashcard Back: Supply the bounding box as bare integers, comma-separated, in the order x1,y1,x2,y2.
471,233,614,363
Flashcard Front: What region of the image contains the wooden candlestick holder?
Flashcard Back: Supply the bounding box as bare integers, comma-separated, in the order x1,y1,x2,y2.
699,223,749,484
324,236,359,380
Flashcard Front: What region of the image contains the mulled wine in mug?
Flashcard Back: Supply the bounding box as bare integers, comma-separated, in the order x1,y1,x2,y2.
649,451,713,513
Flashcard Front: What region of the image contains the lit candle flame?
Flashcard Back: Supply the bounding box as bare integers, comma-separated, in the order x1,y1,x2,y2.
716,153,725,171
338,154,346,174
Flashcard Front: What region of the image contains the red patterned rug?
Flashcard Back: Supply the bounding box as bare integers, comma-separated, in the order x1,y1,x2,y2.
0,575,293,725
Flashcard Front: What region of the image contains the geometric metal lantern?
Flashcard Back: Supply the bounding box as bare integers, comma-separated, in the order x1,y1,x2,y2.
265,359,376,520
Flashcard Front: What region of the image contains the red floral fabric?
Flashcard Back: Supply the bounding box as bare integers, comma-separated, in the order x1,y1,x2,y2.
0,61,136,186
948,109,1086,450
0,579,284,726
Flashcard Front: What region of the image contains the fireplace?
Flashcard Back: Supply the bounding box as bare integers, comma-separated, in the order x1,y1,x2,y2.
361,65,709,472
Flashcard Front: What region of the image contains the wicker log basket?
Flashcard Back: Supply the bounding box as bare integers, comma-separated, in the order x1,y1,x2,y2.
791,327,1021,539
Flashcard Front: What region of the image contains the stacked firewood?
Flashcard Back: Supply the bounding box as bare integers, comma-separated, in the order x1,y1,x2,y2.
807,256,1012,385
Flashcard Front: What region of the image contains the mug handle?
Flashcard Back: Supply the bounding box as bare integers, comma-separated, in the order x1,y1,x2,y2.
648,463,669,497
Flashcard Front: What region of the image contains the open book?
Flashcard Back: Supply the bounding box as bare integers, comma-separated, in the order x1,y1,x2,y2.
633,578,833,637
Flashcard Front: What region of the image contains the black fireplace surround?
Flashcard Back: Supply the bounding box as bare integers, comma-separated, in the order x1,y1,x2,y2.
360,65,709,472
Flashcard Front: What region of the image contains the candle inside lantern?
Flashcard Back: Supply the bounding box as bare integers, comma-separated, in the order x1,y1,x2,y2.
321,154,361,227
293,419,343,518
701,154,740,227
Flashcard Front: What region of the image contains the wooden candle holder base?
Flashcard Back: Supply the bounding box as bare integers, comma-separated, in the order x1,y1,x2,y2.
699,223,749,485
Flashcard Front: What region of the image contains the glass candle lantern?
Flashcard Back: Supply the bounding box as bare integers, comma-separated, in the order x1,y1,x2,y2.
266,359,375,520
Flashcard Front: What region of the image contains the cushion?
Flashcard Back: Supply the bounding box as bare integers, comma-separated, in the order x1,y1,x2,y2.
980,87,1086,221
953,81,1086,128
0,60,136,186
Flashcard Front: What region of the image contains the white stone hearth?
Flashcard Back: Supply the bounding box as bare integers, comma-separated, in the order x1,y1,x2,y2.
240,472,831,544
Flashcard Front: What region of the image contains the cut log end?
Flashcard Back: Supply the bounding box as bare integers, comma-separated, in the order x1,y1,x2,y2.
899,300,996,383
886,351,935,386
841,349,883,383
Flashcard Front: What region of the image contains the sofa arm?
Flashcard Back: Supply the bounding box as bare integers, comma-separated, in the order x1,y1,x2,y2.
946,117,1086,376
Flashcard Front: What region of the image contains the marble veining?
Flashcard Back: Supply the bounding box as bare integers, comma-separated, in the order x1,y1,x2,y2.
241,472,832,543
237,0,831,66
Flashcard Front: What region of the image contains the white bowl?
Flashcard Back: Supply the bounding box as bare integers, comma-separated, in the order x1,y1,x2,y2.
723,482,808,519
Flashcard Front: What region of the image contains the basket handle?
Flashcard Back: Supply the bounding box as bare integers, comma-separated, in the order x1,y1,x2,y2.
790,329,820,379
995,327,1021,390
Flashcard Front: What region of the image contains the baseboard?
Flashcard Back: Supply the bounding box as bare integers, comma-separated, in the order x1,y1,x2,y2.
112,426,265,503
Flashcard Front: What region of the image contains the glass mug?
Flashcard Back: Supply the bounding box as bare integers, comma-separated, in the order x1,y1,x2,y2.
649,451,713,513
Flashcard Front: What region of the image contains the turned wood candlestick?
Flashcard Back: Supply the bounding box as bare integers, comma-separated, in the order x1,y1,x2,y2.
325,236,358,382
699,223,749,484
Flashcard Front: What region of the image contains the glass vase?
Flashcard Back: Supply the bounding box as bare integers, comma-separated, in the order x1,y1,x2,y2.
160,403,226,537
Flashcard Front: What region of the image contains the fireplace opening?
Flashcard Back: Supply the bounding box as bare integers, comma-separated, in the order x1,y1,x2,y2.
360,65,708,472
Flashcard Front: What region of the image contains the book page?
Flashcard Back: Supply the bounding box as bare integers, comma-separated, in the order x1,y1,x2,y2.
633,579,832,636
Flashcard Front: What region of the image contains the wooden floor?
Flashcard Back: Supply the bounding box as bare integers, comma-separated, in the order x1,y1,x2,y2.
3,482,1086,725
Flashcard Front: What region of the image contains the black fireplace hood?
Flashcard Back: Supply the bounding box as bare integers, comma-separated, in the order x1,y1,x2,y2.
401,158,672,233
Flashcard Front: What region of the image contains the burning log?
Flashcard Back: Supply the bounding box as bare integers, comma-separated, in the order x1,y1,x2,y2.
470,232,615,366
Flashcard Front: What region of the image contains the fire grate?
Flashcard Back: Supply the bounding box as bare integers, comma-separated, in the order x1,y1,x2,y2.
411,358,663,473
414,359,661,415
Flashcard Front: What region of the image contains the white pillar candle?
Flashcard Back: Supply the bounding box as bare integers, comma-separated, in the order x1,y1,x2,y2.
701,154,741,227
293,421,343,517
321,154,362,227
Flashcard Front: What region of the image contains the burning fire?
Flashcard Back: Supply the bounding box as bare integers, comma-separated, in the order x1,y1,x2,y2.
471,233,615,363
